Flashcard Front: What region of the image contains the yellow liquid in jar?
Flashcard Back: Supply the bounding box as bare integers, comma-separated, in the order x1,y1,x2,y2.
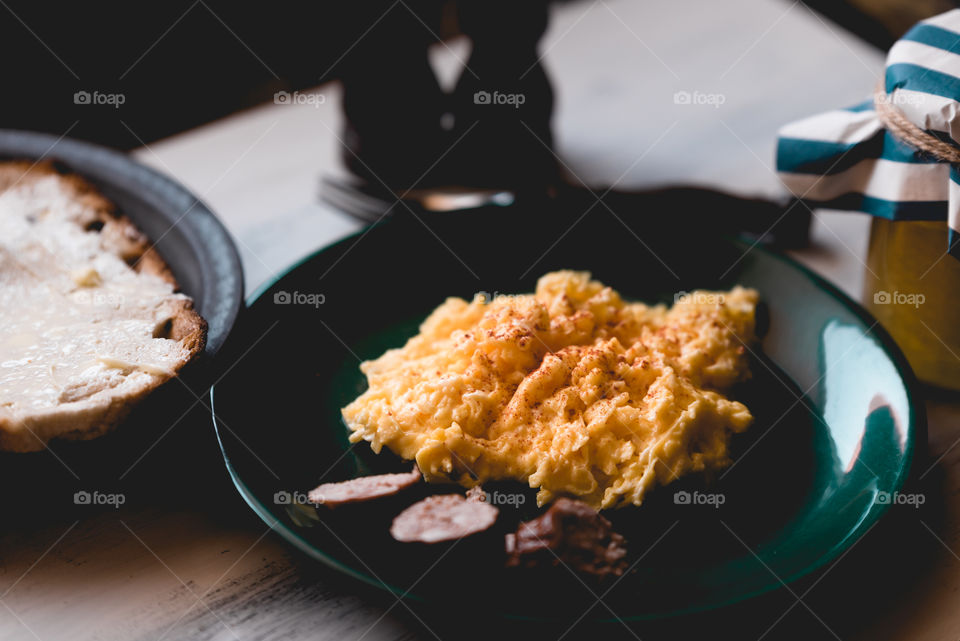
863,218,960,390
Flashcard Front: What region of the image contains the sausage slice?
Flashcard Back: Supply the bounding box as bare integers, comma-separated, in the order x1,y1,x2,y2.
390,494,499,543
308,467,420,507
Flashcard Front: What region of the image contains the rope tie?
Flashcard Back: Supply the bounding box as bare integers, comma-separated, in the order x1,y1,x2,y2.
874,82,960,163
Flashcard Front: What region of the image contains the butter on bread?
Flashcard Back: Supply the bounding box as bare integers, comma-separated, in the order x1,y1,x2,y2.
0,161,206,452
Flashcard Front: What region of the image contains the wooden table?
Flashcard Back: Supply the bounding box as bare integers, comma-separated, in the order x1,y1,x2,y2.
3,1,957,639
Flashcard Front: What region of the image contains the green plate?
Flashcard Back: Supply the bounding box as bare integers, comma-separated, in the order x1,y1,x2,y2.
210,206,921,620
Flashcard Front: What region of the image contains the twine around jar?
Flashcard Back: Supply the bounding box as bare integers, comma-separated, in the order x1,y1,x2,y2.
874,82,960,163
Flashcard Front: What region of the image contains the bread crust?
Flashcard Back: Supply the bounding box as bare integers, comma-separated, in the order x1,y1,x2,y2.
0,160,207,452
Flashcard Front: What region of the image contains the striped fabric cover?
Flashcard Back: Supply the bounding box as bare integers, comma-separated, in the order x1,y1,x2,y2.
776,9,960,257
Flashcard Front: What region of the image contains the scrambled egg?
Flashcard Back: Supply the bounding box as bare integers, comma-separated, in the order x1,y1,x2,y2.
343,272,758,509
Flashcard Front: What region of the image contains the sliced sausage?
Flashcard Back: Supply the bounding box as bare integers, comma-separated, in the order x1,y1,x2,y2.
391,494,499,543
308,467,420,507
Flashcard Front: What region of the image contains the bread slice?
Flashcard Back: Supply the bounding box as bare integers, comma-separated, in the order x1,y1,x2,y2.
0,160,207,452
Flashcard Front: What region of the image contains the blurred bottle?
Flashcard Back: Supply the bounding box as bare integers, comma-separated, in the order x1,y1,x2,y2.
337,0,447,190
446,0,557,190
337,0,557,193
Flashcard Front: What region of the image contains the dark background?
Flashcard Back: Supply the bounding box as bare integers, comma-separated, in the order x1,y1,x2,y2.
1,0,954,150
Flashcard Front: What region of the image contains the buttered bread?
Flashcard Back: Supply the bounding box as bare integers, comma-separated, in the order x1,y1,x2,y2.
0,161,206,452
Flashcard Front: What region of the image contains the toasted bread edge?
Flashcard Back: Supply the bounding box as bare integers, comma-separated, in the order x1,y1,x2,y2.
0,160,208,452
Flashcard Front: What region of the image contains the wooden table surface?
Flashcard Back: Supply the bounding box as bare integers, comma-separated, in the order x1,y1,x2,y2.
3,1,958,639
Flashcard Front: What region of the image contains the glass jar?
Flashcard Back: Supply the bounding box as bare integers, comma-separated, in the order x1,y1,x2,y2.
863,218,960,390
